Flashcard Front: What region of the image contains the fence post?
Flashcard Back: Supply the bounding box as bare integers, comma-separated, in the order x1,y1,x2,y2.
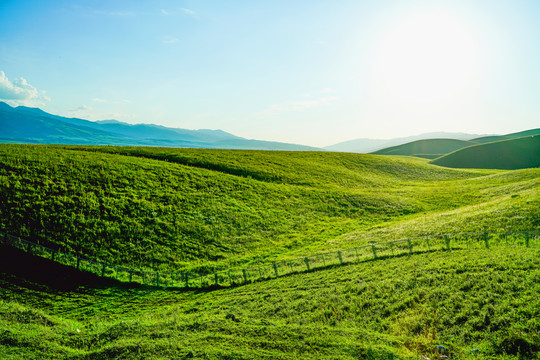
444,235,450,251
426,237,431,251
371,245,377,259
355,247,359,262
525,232,530,248
338,251,343,264
129,271,133,283
484,232,489,249
321,254,326,267
407,239,413,255
215,272,219,286
184,273,189,288
304,257,310,271
273,263,278,277
101,264,106,277
243,269,248,283
76,257,80,270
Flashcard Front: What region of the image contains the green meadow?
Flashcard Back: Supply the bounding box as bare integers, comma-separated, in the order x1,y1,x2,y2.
1,144,539,359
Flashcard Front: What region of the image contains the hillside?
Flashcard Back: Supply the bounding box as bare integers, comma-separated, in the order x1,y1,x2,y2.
0,144,538,274
325,131,486,153
0,101,319,151
364,128,540,162
370,138,475,159
471,128,540,144
431,135,540,170
0,145,539,359
2,242,539,359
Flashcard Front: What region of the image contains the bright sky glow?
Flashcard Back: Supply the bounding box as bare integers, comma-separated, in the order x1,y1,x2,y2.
1,0,539,147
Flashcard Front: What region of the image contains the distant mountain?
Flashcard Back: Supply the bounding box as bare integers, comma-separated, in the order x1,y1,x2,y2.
325,132,490,153
0,101,320,151
371,138,476,159
431,134,540,170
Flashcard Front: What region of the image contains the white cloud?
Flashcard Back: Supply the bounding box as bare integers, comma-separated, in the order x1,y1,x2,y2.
0,70,50,106
162,35,179,44
181,8,196,16
161,9,169,16
92,97,106,103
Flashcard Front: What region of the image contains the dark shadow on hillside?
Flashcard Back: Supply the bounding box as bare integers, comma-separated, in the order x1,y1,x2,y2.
0,245,131,291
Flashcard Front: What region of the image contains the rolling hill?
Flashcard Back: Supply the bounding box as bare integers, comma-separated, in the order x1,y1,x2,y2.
0,144,538,274
0,101,319,151
371,138,475,159
0,145,539,359
431,134,540,170
324,131,487,153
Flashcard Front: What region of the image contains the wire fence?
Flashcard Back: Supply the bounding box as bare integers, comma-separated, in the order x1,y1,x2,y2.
1,230,539,289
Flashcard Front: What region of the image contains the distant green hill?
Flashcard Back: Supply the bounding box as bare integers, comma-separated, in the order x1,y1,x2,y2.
371,138,475,158
431,135,540,169
471,128,540,144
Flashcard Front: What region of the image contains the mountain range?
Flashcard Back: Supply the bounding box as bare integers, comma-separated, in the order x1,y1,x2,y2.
0,102,319,151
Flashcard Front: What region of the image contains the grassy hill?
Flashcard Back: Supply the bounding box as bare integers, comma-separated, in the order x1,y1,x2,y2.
1,144,538,274
1,145,539,359
471,128,540,144
371,138,475,159
368,128,540,163
2,243,539,359
431,135,540,170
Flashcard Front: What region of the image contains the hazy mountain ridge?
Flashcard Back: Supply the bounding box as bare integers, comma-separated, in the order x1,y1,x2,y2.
325,131,493,153
0,102,319,151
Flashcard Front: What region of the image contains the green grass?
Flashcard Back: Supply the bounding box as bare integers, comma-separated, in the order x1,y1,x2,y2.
1,144,539,359
2,245,540,359
431,135,540,170
371,138,475,158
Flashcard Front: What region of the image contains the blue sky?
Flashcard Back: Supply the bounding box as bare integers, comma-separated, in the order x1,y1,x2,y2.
1,0,539,146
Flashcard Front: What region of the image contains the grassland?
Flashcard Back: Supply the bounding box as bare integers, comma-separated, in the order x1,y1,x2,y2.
1,144,538,272
431,135,540,170
0,144,539,359
2,245,540,359
371,138,474,159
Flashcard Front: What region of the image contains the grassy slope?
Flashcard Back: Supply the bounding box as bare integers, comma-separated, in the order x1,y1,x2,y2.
1,145,540,359
2,144,539,272
471,128,540,144
0,144,538,273
1,245,539,359
431,135,540,170
371,138,474,158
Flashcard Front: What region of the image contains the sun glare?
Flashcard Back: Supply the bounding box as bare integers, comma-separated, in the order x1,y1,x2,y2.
371,9,483,105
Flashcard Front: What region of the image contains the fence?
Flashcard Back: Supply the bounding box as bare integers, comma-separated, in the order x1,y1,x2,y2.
1,230,539,289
